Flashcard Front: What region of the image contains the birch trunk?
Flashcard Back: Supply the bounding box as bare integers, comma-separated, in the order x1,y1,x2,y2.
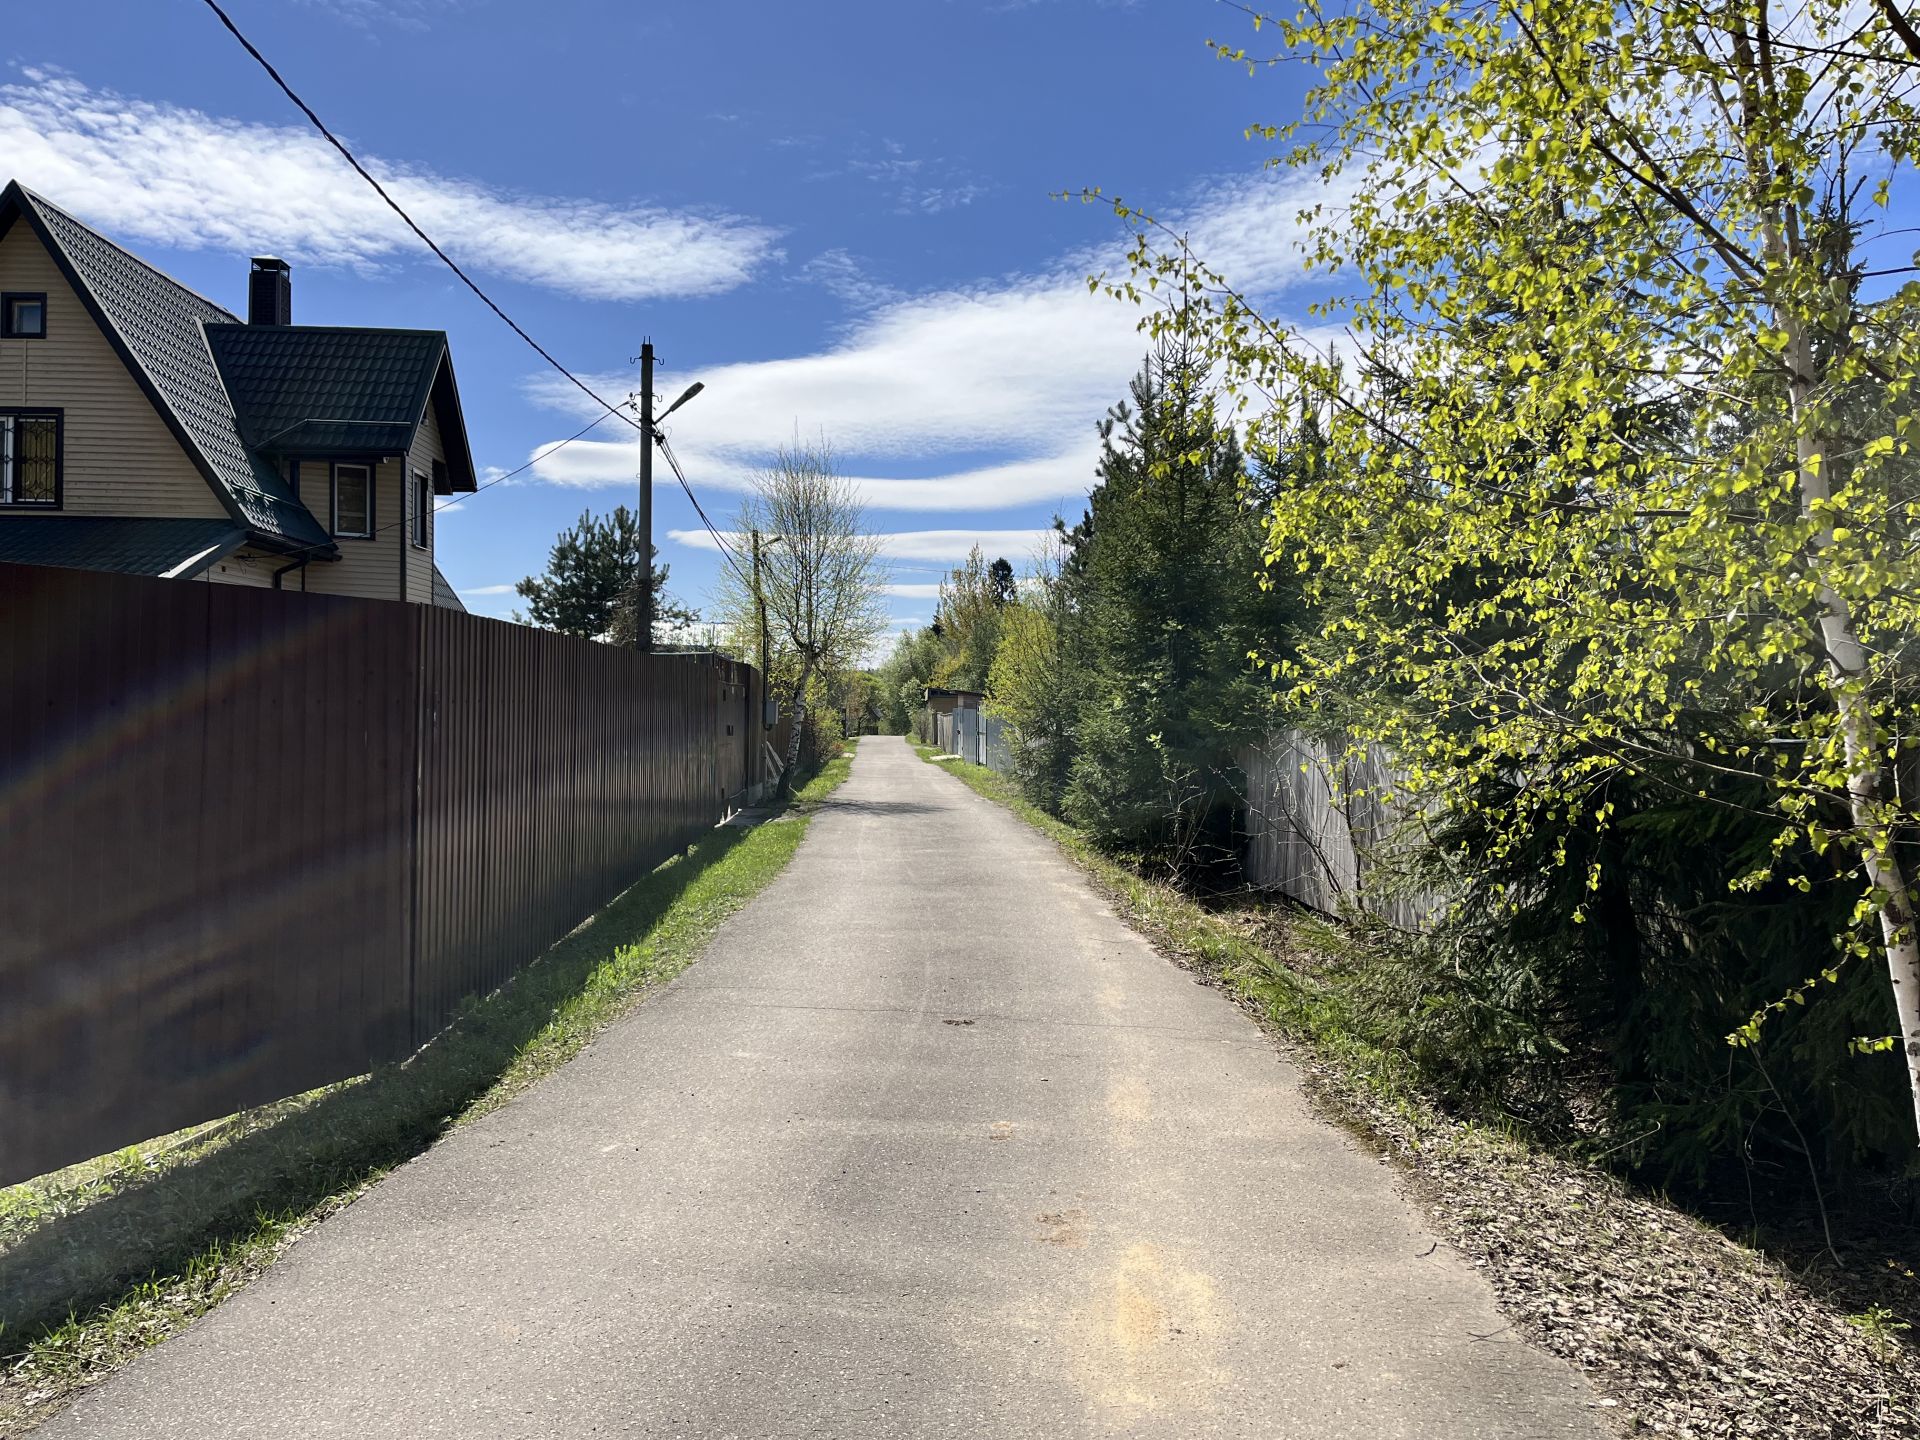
1729,12,1920,1142
777,659,814,800
1782,320,1920,1145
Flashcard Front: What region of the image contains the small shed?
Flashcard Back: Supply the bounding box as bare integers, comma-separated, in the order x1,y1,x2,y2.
923,686,984,717
922,686,984,751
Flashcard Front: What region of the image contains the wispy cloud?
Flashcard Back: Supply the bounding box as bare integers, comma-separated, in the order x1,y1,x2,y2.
458,583,519,596
902,183,985,214
798,248,904,311
670,528,1054,563
289,0,457,32
532,438,1101,515
812,136,988,215
0,69,781,301
523,170,1333,515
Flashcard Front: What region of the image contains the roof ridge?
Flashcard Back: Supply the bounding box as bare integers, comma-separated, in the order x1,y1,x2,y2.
17,185,241,323
203,322,449,340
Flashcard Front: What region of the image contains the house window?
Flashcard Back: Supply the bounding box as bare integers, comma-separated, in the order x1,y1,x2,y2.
1,293,46,340
0,411,60,506
332,462,373,538
411,470,430,549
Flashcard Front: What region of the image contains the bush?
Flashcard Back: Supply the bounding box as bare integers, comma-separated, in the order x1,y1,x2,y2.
1387,760,1914,1207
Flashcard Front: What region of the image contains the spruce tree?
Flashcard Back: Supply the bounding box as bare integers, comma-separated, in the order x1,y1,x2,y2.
1058,342,1282,871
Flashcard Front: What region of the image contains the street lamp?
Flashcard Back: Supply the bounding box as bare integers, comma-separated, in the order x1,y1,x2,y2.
659,380,704,421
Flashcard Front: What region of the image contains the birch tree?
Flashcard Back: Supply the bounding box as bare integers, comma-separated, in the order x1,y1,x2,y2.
719,445,887,797
1115,2,1920,1133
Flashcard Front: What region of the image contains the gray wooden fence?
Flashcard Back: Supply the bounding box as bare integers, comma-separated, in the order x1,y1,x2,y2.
932,708,1012,774
925,703,1433,925
1238,731,1438,929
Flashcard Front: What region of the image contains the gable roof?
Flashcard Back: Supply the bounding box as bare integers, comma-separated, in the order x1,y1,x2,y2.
0,518,248,579
430,563,468,612
0,182,333,556
203,325,478,490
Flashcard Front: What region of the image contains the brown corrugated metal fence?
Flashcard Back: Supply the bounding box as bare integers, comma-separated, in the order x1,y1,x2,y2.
0,562,772,1185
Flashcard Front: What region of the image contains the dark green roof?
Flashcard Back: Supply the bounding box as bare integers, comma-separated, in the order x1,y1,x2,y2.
205,325,445,456
0,518,248,578
430,563,467,612
1,184,332,554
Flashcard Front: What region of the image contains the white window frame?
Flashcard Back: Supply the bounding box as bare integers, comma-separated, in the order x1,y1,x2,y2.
332,462,373,539
411,469,430,549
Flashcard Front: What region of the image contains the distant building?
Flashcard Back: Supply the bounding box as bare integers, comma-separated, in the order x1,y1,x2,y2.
921,685,984,750
923,686,984,718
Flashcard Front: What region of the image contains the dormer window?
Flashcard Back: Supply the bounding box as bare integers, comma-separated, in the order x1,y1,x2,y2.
332,462,373,538
1,293,46,339
411,470,430,549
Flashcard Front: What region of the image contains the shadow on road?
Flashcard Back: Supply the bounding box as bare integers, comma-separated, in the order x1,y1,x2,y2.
815,797,946,817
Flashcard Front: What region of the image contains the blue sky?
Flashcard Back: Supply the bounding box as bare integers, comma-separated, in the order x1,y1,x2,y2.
3,0,1319,637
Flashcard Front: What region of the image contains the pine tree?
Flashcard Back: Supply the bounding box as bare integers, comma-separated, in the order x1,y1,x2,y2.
514,506,688,642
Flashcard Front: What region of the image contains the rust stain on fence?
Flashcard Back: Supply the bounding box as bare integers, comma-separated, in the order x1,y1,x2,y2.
0,562,769,1185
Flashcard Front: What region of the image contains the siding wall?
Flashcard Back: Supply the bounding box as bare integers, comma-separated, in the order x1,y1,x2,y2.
205,548,278,587
295,455,408,602
0,223,225,519
403,390,443,604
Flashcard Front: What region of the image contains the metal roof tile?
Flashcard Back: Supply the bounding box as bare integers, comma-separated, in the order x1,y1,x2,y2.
0,518,248,577
16,189,332,553
203,325,446,461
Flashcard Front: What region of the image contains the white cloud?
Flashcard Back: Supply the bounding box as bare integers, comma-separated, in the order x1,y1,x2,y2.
522,168,1336,515
0,70,779,301
532,436,1102,514
458,583,518,596
669,528,1053,563
884,583,944,599
798,248,903,311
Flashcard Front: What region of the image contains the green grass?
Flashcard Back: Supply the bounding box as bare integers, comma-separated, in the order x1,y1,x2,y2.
0,747,855,1434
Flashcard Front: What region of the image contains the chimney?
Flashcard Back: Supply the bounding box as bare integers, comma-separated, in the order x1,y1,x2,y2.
248,257,292,326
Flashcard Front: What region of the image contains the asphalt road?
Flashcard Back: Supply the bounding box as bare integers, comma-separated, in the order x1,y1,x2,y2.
44,737,1607,1439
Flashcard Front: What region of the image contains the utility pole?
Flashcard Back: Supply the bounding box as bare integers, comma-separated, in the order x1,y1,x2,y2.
751,527,772,797
751,528,770,687
636,339,655,652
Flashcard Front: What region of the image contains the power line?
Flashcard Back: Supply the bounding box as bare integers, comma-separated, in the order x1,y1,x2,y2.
656,433,751,583
265,411,624,564
199,0,639,436
200,0,749,588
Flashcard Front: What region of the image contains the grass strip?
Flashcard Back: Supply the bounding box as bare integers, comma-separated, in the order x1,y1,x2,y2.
0,746,855,1435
